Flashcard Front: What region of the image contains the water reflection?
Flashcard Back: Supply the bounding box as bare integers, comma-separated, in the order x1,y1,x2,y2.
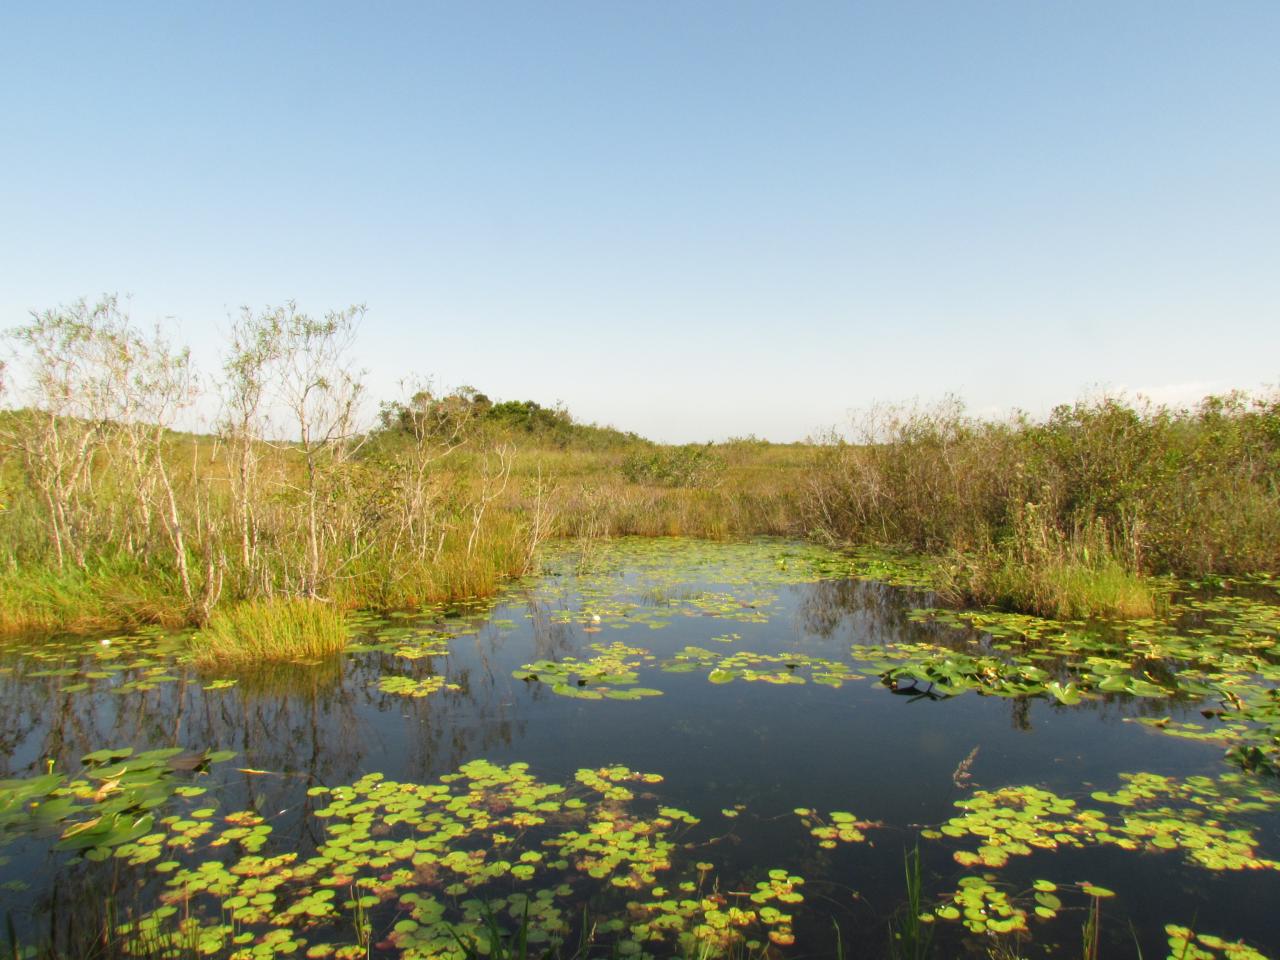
1,541,1277,958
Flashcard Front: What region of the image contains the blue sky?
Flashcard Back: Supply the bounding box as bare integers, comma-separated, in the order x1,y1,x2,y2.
2,2,1277,441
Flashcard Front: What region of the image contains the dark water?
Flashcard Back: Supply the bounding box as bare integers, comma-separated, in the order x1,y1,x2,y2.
1,539,1277,959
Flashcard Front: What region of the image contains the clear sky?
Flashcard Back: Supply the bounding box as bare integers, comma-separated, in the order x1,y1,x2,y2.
2,3,1277,442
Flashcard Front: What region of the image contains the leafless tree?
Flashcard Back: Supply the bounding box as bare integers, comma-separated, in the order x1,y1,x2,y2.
274,303,366,597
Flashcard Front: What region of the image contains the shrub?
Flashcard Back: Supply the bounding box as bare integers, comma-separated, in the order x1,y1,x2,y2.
805,392,1280,580
620,445,724,488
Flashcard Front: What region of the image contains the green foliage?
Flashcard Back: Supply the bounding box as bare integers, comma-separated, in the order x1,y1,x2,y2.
805,392,1280,615
374,386,643,451
189,598,347,665
888,844,932,960
620,445,724,488
936,508,1158,619
0,747,233,859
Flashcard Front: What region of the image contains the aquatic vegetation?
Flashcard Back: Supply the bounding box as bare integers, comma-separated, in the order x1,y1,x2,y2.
3,538,1280,958
901,594,1280,775
0,746,233,858
1165,925,1272,960
926,772,1280,873
662,646,863,688
108,760,790,960
939,875,1028,936
793,808,880,849
888,844,932,960
375,674,461,698
537,537,860,590
190,598,348,665
514,643,663,700
846,548,937,590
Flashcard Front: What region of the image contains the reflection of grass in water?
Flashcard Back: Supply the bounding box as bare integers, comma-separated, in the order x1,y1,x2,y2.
203,652,345,699
7,873,172,960
190,599,346,666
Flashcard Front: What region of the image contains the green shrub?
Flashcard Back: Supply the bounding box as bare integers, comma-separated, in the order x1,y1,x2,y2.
620,445,724,488
806,392,1280,580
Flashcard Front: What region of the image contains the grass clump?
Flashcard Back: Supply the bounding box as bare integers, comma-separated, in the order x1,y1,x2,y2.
941,548,1156,620
937,510,1158,620
0,555,188,635
190,598,346,665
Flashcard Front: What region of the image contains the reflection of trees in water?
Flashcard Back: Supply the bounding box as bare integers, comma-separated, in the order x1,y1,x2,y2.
794,578,1216,733
0,661,60,777
0,631,522,782
1,625,535,870
525,594,581,660
796,578,933,643
0,663,203,779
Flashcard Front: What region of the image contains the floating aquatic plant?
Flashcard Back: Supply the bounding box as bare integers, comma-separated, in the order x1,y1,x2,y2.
513,643,663,700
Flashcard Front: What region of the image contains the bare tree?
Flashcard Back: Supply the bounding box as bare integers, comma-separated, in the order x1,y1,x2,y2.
1,298,126,568
219,306,286,593
466,443,514,560
381,379,472,565
274,303,366,597
108,322,219,621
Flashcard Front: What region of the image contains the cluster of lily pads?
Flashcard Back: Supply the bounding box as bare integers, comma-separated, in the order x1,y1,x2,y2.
920,771,1280,873
93,759,829,960
0,746,233,857
897,591,1280,775
792,808,879,848
1166,925,1272,960
512,642,664,700
4,744,1278,959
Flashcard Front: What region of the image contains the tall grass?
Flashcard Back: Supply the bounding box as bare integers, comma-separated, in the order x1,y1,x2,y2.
936,509,1158,619
805,392,1280,616
3,386,1276,633
189,598,347,665
0,446,805,636
0,555,188,634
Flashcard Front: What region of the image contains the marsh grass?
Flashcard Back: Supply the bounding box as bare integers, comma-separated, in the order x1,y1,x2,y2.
806,392,1280,616
2,387,1275,635
946,552,1157,620
190,598,347,665
0,556,188,635
937,512,1159,619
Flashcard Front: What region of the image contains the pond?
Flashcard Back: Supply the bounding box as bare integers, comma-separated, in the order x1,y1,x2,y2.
2,538,1278,959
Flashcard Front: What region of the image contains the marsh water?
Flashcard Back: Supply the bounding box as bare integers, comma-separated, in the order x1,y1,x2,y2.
2,539,1278,959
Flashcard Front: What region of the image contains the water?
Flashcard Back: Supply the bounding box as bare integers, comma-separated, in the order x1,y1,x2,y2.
1,538,1277,958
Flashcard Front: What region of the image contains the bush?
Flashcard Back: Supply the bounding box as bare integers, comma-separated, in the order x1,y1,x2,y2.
620,445,724,488
805,392,1280,581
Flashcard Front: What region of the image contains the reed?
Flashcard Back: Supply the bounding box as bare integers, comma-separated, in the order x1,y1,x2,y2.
189,598,347,665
